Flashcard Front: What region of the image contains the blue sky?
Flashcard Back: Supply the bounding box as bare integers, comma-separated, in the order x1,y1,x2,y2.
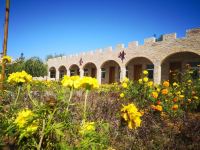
0,0,200,60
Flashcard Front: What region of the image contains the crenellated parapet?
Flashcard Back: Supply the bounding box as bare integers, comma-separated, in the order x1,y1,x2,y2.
47,27,200,71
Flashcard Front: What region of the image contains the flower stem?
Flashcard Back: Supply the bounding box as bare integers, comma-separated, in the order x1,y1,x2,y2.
66,88,73,111
83,89,89,121
37,119,45,150
27,84,36,106
14,86,21,105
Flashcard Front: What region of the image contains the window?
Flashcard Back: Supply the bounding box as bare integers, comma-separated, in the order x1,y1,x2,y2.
146,64,154,79
101,68,106,79
188,62,200,79
84,68,89,76
70,70,75,76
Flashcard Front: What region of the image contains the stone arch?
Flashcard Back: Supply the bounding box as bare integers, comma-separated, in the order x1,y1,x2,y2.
58,65,67,79
100,60,120,84
49,67,56,78
161,51,200,82
83,62,97,78
125,57,154,81
69,64,80,76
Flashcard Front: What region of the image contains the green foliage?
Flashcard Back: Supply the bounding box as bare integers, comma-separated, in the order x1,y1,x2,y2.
24,57,47,77
6,57,47,77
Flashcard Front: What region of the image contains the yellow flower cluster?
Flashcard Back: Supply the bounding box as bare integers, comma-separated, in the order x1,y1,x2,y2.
152,91,158,99
163,81,169,87
61,75,80,89
79,121,95,135
14,109,38,137
14,109,34,128
61,75,99,90
2,55,12,63
7,71,32,84
121,103,142,129
79,76,99,90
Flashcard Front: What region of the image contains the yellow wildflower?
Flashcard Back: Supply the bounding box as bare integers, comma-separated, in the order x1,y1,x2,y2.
176,91,181,95
121,103,142,129
147,81,153,87
156,87,161,92
152,91,158,99
173,82,178,87
120,93,125,98
163,81,169,87
138,79,143,84
143,77,148,82
79,76,99,90
79,121,95,135
14,109,34,128
187,80,192,83
7,71,32,85
122,82,128,88
61,75,80,89
143,70,148,75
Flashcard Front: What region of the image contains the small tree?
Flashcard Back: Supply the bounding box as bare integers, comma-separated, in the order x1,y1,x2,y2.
24,57,47,77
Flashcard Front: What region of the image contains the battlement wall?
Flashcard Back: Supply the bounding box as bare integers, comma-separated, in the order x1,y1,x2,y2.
47,27,200,69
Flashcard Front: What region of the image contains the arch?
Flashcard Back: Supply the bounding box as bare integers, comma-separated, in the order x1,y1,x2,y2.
83,62,97,78
69,64,80,76
161,51,200,82
126,57,154,81
58,65,67,79
49,67,56,78
100,60,121,84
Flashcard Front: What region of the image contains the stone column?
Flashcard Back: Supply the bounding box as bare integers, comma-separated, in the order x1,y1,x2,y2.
120,66,126,82
97,67,101,84
67,69,70,76
154,62,161,84
48,70,50,79
56,69,60,80
80,68,84,77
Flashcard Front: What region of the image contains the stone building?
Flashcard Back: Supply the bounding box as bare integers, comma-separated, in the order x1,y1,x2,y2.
47,27,200,84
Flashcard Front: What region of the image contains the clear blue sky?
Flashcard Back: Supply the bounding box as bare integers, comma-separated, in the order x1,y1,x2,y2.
0,0,200,60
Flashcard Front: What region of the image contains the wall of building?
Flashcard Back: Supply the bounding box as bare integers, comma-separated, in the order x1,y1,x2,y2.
46,27,200,84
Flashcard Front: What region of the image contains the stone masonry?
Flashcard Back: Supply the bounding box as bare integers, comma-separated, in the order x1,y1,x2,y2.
47,27,200,84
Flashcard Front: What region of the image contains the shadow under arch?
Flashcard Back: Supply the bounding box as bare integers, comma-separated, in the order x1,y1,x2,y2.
58,65,67,79
49,67,56,78
161,51,200,82
125,57,154,81
83,62,97,78
69,64,80,76
100,60,120,84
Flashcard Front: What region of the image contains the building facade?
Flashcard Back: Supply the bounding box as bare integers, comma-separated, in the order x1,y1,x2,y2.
47,28,200,84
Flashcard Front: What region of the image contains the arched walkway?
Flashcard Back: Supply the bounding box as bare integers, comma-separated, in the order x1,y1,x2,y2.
83,62,97,78
49,67,56,78
126,57,154,81
101,60,120,84
69,64,80,76
58,66,67,79
161,52,200,82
